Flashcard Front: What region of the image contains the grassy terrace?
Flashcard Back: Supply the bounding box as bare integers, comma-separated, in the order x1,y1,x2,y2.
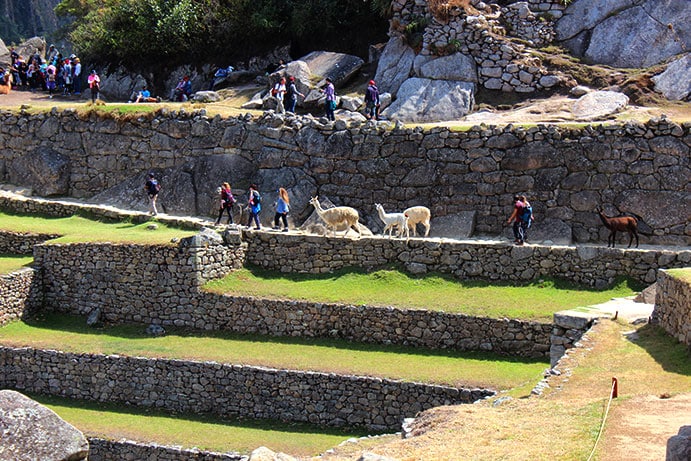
0,313,545,391
0,211,197,245
205,267,642,322
31,393,366,456
0,254,33,274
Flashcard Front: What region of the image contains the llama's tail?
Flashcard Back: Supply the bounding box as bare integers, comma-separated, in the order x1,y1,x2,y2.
624,212,654,235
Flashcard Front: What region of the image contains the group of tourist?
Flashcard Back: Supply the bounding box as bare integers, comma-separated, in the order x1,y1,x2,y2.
2,45,94,99
145,174,290,232
214,183,290,232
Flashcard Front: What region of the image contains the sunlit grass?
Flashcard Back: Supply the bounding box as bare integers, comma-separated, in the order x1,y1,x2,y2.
204,267,642,322
0,254,33,274
0,313,546,390
0,211,196,244
32,393,364,456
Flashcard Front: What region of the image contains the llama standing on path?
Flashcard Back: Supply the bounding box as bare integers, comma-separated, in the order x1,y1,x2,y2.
375,203,409,239
309,196,361,238
403,206,431,237
598,208,639,248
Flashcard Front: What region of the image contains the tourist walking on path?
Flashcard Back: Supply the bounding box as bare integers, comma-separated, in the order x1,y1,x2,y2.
88,70,100,103
273,188,290,232
215,182,236,225
364,80,380,120
506,195,533,245
272,77,287,114
145,172,161,216
286,76,304,113
322,77,336,121
246,184,262,230
72,57,82,95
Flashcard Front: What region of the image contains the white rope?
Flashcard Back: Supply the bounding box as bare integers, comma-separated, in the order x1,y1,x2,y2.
586,379,617,461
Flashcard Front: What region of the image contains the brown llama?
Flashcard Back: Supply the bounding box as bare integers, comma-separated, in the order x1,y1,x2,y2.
597,208,639,248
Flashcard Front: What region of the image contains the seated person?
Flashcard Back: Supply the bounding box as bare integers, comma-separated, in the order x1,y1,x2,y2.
134,85,158,103
170,76,192,102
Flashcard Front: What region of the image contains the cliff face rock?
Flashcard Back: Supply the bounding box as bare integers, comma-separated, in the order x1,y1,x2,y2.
556,0,691,68
0,0,62,44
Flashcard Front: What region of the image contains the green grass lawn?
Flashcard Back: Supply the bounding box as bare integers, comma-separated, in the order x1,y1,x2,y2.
0,313,546,391
31,393,364,456
204,267,642,322
0,211,196,244
0,254,33,274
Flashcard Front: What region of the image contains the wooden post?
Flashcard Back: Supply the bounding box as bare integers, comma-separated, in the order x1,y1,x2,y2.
612,377,618,398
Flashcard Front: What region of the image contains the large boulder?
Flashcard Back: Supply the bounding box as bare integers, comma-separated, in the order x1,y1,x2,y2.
88,154,255,217
652,54,691,101
7,147,71,196
0,38,9,67
99,69,148,101
413,53,477,82
0,390,89,461
571,91,628,121
0,36,45,68
667,426,691,461
299,51,364,87
558,0,691,68
374,36,415,96
430,211,476,239
382,78,475,123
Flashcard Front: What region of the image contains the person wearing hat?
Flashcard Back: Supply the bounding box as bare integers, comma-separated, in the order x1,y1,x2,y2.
144,173,161,216
286,76,304,114
364,80,380,121
321,77,336,121
88,70,100,103
72,57,82,95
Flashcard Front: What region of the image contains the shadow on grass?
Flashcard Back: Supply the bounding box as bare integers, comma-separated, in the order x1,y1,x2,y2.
240,264,645,292
629,324,691,376
22,312,547,366
26,392,371,437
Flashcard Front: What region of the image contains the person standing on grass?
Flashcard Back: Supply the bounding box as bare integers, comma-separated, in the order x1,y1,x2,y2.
88,70,100,103
145,172,161,216
273,187,290,232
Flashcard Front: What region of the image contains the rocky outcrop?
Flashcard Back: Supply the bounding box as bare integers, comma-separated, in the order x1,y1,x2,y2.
571,91,629,121
557,0,691,68
6,147,71,196
374,36,415,96
0,390,89,461
382,78,475,122
652,54,691,101
0,36,46,68
0,0,62,45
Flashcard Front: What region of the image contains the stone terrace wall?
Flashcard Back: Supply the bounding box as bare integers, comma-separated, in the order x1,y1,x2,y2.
87,438,244,461
0,347,494,431
33,241,244,322
654,269,691,347
0,230,59,255
0,268,41,326
244,233,691,288
0,110,688,245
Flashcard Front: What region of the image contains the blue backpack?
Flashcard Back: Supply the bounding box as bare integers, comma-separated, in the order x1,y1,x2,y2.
521,205,533,227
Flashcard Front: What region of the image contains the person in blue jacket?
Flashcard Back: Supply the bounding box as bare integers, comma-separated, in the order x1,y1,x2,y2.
273,187,290,232
246,184,262,230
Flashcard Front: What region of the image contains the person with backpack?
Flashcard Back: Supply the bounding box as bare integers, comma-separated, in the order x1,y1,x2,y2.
507,195,533,245
215,182,236,225
364,80,380,120
286,76,304,113
145,172,161,216
272,77,287,114
246,184,262,230
321,77,336,121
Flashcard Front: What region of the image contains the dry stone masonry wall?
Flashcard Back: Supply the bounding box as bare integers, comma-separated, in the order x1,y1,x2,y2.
0,347,494,431
0,268,41,326
0,230,59,255
244,232,691,288
653,269,691,347
87,438,244,461
0,111,688,246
